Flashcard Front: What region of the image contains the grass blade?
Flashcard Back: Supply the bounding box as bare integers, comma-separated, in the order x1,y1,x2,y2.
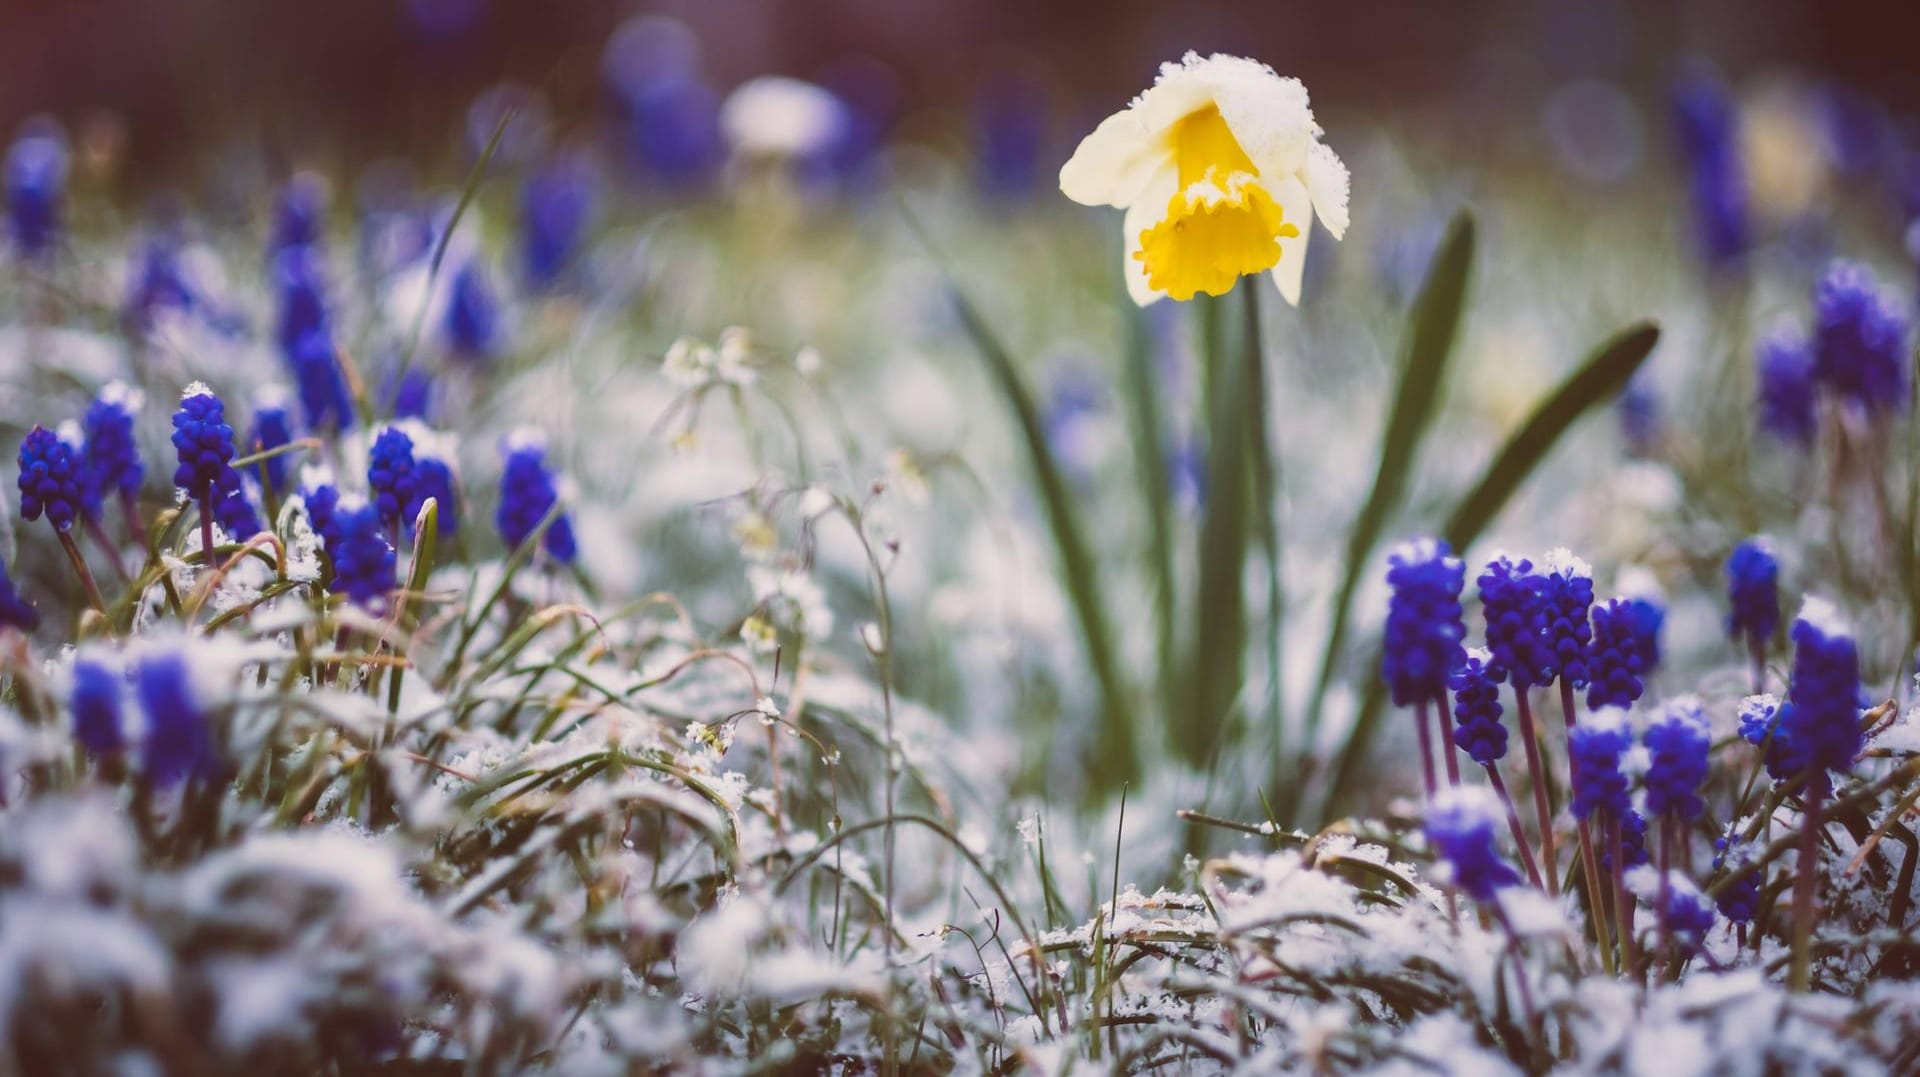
1317,320,1661,817
1300,213,1476,761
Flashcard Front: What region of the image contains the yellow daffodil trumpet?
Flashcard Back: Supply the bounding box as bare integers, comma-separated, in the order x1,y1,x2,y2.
1060,52,1350,307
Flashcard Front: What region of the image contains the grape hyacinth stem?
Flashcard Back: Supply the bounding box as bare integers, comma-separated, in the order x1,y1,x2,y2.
1578,816,1613,974
1414,698,1438,800
1514,690,1558,896
1433,690,1462,787
1656,816,1674,979
56,530,107,616
198,494,216,563
1748,636,1767,696
1485,762,1544,889
1609,815,1639,978
84,516,128,580
121,489,148,551
1790,781,1825,992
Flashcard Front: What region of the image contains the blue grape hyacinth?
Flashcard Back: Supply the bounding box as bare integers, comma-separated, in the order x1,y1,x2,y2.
1450,648,1507,764
1756,327,1817,447
5,125,66,261
1601,809,1651,873
368,425,422,534
270,173,328,259
170,384,245,508
1425,787,1522,903
1381,538,1467,707
84,382,145,504
1781,598,1864,792
274,244,332,355
1538,548,1594,690
1738,694,1783,747
1812,261,1910,414
0,556,38,631
415,451,460,537
303,477,344,552
1659,873,1719,954
71,652,126,759
1726,538,1780,651
497,430,576,563
213,484,262,542
17,425,85,533
1569,708,1634,820
1643,696,1711,821
124,232,198,331
328,498,396,610
1479,555,1555,689
1587,597,1649,710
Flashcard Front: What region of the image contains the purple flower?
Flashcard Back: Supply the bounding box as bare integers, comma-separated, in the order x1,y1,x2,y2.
1382,539,1467,707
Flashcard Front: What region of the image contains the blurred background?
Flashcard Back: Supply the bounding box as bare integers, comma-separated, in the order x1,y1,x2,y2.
5,0,1919,192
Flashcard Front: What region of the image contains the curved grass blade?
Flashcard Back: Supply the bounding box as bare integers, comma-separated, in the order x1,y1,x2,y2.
1300,212,1476,761
1318,320,1661,817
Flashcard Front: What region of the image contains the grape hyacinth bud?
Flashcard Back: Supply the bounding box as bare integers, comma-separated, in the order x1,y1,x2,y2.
1450,648,1507,764
1381,538,1467,707
1569,708,1634,820
289,330,357,433
0,556,38,631
5,125,66,261
1479,555,1555,689
71,652,126,759
328,499,396,610
368,425,422,534
1586,598,1649,710
137,645,217,786
1713,833,1761,925
1643,696,1711,821
1725,538,1780,651
521,154,594,290
17,425,85,532
1538,548,1594,690
1755,326,1817,447
1812,261,1910,414
247,388,296,495
445,260,501,360
1424,787,1522,902
497,430,576,563
1782,598,1864,791
170,384,244,506
84,382,145,503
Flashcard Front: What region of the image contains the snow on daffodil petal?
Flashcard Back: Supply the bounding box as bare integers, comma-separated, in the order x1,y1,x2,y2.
1060,52,1349,306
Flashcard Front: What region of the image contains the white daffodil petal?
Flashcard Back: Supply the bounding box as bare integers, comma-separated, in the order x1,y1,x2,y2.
1304,141,1351,240
1190,54,1316,182
1059,110,1165,209
1267,174,1314,306
1121,166,1178,306
1136,60,1216,133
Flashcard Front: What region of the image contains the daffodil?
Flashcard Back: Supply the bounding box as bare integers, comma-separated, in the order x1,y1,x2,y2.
1060,52,1349,306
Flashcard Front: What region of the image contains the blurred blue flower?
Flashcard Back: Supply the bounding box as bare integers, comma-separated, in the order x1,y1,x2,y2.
290,331,356,433
0,556,38,632
1671,67,1748,270
124,233,198,331
1425,788,1521,902
1659,874,1718,953
5,127,66,261
247,391,295,495
1713,833,1761,924
602,17,720,186
1755,326,1817,446
83,383,145,504
1812,260,1910,414
1726,538,1780,651
973,70,1050,199
368,426,421,534
274,244,332,356
445,260,501,360
270,174,328,260
497,432,576,563
1538,549,1594,689
1738,693,1782,747
329,501,395,610
71,654,125,758
1782,598,1863,791
521,154,595,290
415,454,460,537
138,647,217,785
1618,376,1660,456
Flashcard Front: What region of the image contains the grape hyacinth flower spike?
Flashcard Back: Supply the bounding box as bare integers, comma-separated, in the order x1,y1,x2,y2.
1755,326,1816,448
71,650,126,762
170,383,246,561
328,497,397,612
1382,538,1467,795
1425,786,1522,905
497,430,577,565
1713,832,1761,949
1726,538,1779,692
521,153,595,291
6,124,66,263
1587,597,1648,711
1451,648,1542,888
17,424,107,613
84,381,148,547
446,260,501,361
247,388,297,502
1479,553,1560,893
1569,707,1634,971
368,425,422,540
1783,597,1863,992
136,644,219,787
1644,696,1711,968
1812,260,1910,416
